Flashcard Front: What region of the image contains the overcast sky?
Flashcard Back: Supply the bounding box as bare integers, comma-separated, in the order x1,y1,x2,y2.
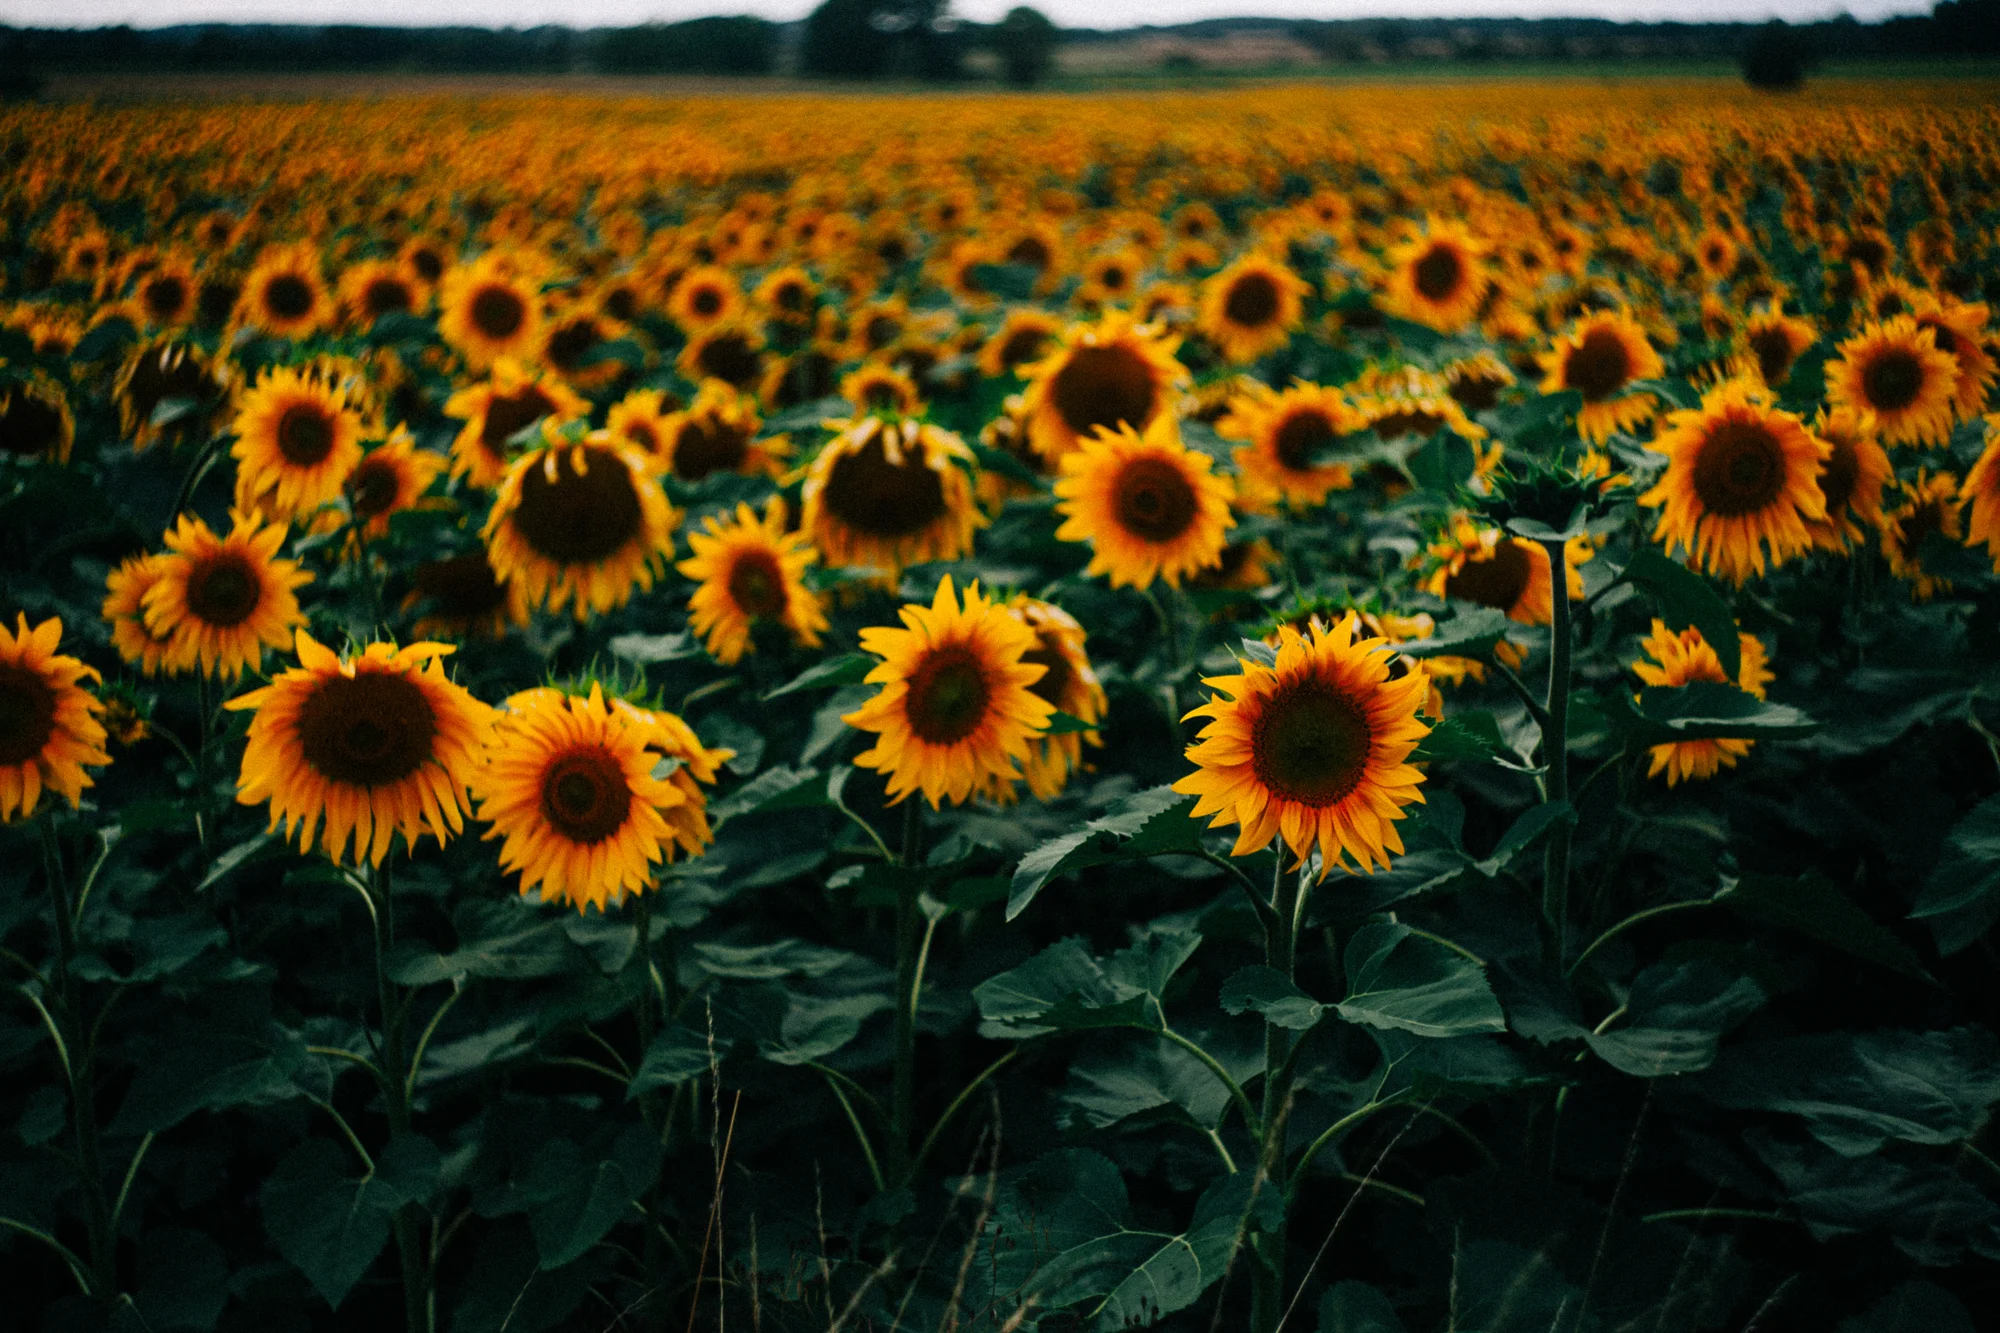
0,0,1937,29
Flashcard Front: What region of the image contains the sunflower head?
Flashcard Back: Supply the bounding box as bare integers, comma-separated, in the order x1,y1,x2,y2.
1825,316,1960,449
675,499,829,666
229,362,369,525
1630,619,1771,786
443,359,588,490
0,375,75,465
1217,379,1360,510
238,243,330,339
677,322,767,391
1382,219,1489,334
0,615,110,824
143,509,312,680
483,433,678,621
1879,469,1963,601
1804,406,1893,550
658,380,785,484
604,387,681,463
1539,310,1665,444
1052,416,1237,590
1962,416,2000,564
800,415,985,576
1197,254,1310,365
1738,308,1817,391
840,363,924,419
1019,312,1189,462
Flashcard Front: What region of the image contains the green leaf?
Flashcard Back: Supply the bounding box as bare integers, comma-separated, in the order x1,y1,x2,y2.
1837,1281,1977,1333
73,316,136,362
1319,1281,1409,1333
1910,794,2000,955
1474,801,1574,877
708,764,826,824
1610,681,1817,745
1411,713,1502,764
1336,923,1505,1039
1619,548,1741,680
389,899,572,985
764,652,874,700
1721,872,1932,980
974,937,1149,1036
627,1024,723,1097
577,336,646,369
1407,431,1476,495
1219,965,1326,1030
1395,606,1515,660
607,630,699,664
965,262,1042,302
196,833,279,892
112,1025,307,1135
1585,958,1763,1078
758,993,891,1066
1044,709,1098,735
261,1139,400,1309
1083,1171,1274,1330
1061,1034,1253,1132
521,1124,661,1270
133,1228,229,1332
1008,785,1200,920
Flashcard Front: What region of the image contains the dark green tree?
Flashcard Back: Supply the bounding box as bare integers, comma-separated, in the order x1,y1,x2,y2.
993,6,1057,87
801,0,961,80
1742,19,1808,89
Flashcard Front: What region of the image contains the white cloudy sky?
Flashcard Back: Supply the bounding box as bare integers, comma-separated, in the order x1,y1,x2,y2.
0,1,1937,29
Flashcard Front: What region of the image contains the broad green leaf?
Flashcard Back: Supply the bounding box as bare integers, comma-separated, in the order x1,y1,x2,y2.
112,1025,307,1135
707,764,826,824
974,937,1148,1036
1372,1029,1552,1097
196,833,278,892
1473,801,1574,877
1910,794,2000,955
1585,958,1763,1078
606,630,698,664
1008,785,1201,920
1080,1171,1277,1330
1395,606,1515,660
1407,430,1476,494
1721,872,1931,980
1061,1034,1255,1131
1837,1281,1977,1333
133,1228,229,1333
1044,710,1098,735
1336,923,1505,1039
1219,966,1326,1030
73,316,137,362
627,1024,723,1097
1319,1281,1408,1333
521,1124,661,1270
1611,680,1817,744
1411,713,1502,764
763,652,874,700
261,1138,400,1309
1750,1134,1999,1265
1621,546,1742,681
389,900,572,985
965,261,1042,302
759,993,891,1066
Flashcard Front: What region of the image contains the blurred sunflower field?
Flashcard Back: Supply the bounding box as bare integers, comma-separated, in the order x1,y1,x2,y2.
4,76,2000,1332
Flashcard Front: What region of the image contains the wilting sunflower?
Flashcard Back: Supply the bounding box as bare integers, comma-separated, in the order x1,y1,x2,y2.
676,499,829,665
474,685,729,912
656,379,788,484
667,264,742,333
101,553,178,676
1631,619,1773,787
405,551,527,640
483,433,677,621
229,364,368,525
228,631,494,866
337,259,422,328
1006,596,1107,802
1738,309,1817,390
344,427,444,540
0,375,75,464
1825,317,1960,449
1422,514,1585,627
443,359,588,489
0,615,110,824
237,243,331,340
1196,254,1311,365
1218,380,1361,509
1540,310,1665,444
116,339,226,450
1962,418,2000,567
604,387,678,463
1640,378,1829,584
1174,616,1430,877
1019,312,1188,461
800,415,984,575
1053,416,1236,589
843,576,1054,808
1911,298,1995,422
840,363,923,417
144,511,311,681
1805,407,1893,550
978,308,1063,379
1382,219,1489,334
438,253,545,370
1880,470,1963,601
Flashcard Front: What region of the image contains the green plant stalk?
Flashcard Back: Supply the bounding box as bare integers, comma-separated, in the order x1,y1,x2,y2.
889,802,922,1185
1250,856,1304,1333
630,891,673,1333
1540,539,1574,968
368,863,432,1333
43,822,117,1301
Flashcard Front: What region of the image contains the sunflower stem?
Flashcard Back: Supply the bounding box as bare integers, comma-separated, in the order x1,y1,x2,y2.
890,801,923,1186
1250,854,1304,1333
368,860,433,1333
42,820,118,1302
1539,540,1574,970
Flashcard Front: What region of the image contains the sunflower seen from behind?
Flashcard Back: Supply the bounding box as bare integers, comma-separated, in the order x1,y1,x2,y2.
483,431,677,621
844,576,1054,809
143,510,311,681
229,631,494,866
1197,253,1310,365
657,380,787,484
1630,619,1773,787
800,414,984,576
1054,417,1235,590
1540,310,1665,445
0,615,109,824
1019,312,1188,462
1825,316,1959,449
1175,615,1430,878
229,363,367,526
677,500,829,666
1421,513,1585,633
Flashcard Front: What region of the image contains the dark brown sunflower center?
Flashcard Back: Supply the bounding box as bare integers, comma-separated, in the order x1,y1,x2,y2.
773,280,807,312
1413,245,1465,302
1919,320,1958,357
1861,349,1924,412
1899,499,1946,554
1818,432,1859,515
1099,264,1129,291
1022,636,1074,708
0,663,57,766
999,328,1050,370
604,286,638,322
540,745,632,844
1251,676,1373,808
297,670,437,788
860,380,902,412
185,553,262,627
690,286,723,317
347,458,400,519
1692,420,1788,517
1443,539,1533,611
511,447,645,564
621,421,659,454
471,285,526,341
1749,328,1797,385
1007,236,1051,272
1845,236,1888,272
363,277,413,318
1874,292,1907,318
143,275,188,321
481,386,557,458
263,274,315,321
1274,410,1335,472
1449,371,1506,412
693,333,762,388
904,645,991,746
672,419,750,482
1372,410,1445,441
822,435,948,538
1050,343,1157,440
1224,273,1281,328
409,248,445,282
546,319,600,372
726,549,787,618
1114,456,1199,543
1565,327,1634,402
865,315,901,350
0,392,66,458
414,553,507,619
276,403,336,467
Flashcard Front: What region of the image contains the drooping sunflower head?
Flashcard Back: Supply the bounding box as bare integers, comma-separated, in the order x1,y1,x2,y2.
0,375,75,465
1879,469,1963,601
1421,512,1581,627
603,387,679,463
992,595,1108,803
0,615,110,825
1825,316,1960,449
657,379,786,484
1349,364,1488,451
1217,379,1361,510
483,434,678,622
675,498,828,666
1804,406,1893,550
438,252,545,370
1174,614,1431,877
229,362,369,526
228,631,495,866
1443,351,1517,415
442,359,588,489
1020,312,1188,462
115,339,227,450
237,243,330,339
405,550,527,640
1382,219,1489,334
143,510,312,681
800,415,985,576
842,575,1056,809
1196,253,1310,365
1053,415,1237,590
1539,310,1665,444
1638,377,1828,585
978,308,1064,380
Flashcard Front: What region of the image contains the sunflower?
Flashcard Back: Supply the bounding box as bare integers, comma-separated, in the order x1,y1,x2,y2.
844,297,910,362
132,254,198,328
229,363,368,525
1006,595,1108,802
1805,407,1893,550
1019,312,1188,462
677,322,767,391
1880,470,1963,601
1350,365,1487,447
1422,514,1585,627
1382,219,1489,334
1825,317,1959,449
115,339,226,450
1175,615,1430,877
1738,309,1817,390
344,427,445,540
599,388,673,463
337,259,422,328
397,237,449,292
667,264,742,333
843,575,1054,808
1218,380,1360,509
101,553,178,675
1197,253,1310,365
657,380,788,484
1077,248,1143,308
1911,297,1995,421
237,243,331,340
1631,619,1774,787
474,685,729,911
1053,416,1235,589
1443,351,1516,414
228,631,494,866
993,219,1066,294
443,359,588,489
839,363,923,417
438,253,544,370
799,415,984,575
1962,418,2000,567
754,265,818,327
978,308,1063,379
405,551,528,640
0,375,75,464
1540,310,1665,444
144,511,311,680
0,616,110,824
484,433,676,621
1640,378,1828,584
676,499,828,666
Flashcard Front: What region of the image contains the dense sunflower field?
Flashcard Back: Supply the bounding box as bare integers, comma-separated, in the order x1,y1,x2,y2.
4,77,2000,1332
